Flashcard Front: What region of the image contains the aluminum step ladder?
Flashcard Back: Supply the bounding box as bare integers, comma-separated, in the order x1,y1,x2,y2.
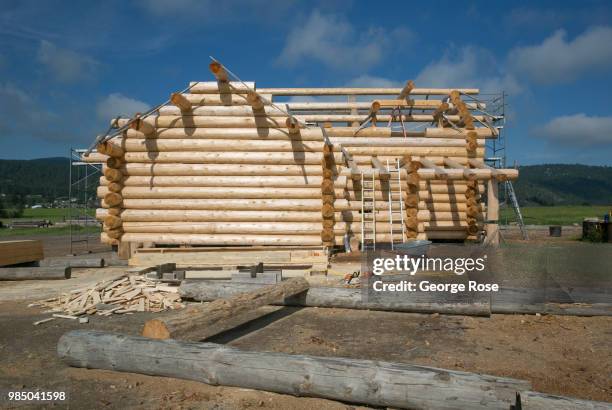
387,158,405,249
361,172,376,251
505,180,528,240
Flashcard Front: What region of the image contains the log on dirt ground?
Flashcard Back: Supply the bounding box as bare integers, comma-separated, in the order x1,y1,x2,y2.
178,280,491,316
58,330,530,410
40,258,106,268
142,277,309,340
513,391,612,410
0,267,71,280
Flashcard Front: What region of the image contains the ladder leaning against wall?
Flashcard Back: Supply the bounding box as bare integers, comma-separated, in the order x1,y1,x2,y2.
386,158,405,250
361,172,376,251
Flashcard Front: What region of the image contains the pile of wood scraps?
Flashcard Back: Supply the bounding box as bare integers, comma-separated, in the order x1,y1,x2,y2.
29,274,184,324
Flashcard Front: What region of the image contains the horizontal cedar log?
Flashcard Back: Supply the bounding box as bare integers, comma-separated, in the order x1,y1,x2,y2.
418,210,483,222
179,280,492,316
113,163,495,180
158,102,485,116
121,150,483,165
187,81,255,93
107,175,347,188
419,231,473,240
121,233,335,246
180,93,273,106
80,152,108,163
0,267,71,280
122,151,343,165
116,163,334,177
96,208,451,223
155,109,485,122
142,277,309,340
122,126,494,140
101,198,462,212
97,186,345,199
111,137,485,152
347,180,483,192
98,209,325,222
256,87,480,95
122,222,339,235
58,330,533,410
97,186,480,203
121,222,410,235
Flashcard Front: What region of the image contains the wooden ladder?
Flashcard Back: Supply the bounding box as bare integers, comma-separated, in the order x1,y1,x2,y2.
361,171,376,251
387,158,405,249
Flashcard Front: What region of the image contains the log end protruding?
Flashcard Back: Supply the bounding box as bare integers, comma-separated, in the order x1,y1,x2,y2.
170,92,192,112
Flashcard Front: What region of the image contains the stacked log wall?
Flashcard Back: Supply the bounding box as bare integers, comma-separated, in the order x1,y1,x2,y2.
87,81,509,249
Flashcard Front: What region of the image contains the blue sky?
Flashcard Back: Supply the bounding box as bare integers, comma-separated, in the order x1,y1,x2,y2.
1,0,611,165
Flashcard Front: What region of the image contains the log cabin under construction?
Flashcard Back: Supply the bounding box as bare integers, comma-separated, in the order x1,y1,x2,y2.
85,61,518,263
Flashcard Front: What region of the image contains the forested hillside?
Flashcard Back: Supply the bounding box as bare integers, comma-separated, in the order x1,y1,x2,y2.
0,159,611,207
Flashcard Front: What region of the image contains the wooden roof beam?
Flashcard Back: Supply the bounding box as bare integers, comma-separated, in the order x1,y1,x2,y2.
397,80,415,100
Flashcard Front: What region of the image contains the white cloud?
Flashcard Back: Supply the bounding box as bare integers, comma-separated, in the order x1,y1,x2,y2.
37,40,99,83
415,47,521,94
508,26,612,84
277,10,411,71
96,93,149,120
534,113,612,146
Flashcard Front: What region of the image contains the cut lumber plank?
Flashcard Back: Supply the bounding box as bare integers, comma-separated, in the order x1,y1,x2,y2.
142,277,309,340
179,280,491,316
0,267,71,280
0,240,43,267
58,330,529,410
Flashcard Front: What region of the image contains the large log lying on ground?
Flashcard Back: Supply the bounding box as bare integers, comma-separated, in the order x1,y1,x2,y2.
0,267,71,280
142,277,309,340
59,330,529,410
514,390,612,410
179,280,491,316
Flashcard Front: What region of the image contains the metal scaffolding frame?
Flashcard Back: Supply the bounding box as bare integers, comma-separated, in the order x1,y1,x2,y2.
68,148,103,255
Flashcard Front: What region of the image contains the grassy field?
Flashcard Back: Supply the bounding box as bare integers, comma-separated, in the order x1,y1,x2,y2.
0,208,98,237
0,225,100,237
500,205,611,226
0,207,94,223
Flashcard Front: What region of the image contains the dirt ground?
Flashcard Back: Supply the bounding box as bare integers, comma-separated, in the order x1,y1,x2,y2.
0,232,611,409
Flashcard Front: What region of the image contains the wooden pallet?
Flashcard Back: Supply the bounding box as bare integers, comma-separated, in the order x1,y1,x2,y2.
0,240,44,267
129,246,328,272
